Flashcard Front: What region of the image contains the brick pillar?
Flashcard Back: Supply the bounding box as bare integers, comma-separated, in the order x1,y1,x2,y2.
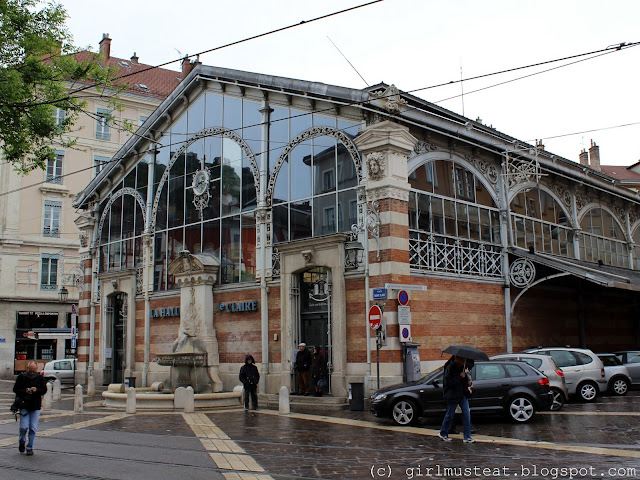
75,213,96,382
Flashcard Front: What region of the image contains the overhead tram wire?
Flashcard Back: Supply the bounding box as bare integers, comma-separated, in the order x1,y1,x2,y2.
4,42,640,199
529,120,640,141
10,0,385,109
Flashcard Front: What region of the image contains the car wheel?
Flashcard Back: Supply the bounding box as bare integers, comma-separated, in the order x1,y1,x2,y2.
550,388,565,411
508,396,536,423
609,377,630,396
577,381,598,402
391,399,418,426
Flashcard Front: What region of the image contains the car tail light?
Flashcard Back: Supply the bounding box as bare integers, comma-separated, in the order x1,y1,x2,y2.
601,368,605,378
40,371,44,376
538,377,550,386
555,369,564,377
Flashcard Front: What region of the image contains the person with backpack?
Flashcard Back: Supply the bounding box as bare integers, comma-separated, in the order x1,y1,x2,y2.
13,362,48,455
239,354,260,410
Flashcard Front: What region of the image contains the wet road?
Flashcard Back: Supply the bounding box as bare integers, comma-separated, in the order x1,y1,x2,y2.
1,379,639,479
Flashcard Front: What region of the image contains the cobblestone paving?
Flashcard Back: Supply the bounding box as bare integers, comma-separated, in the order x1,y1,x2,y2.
1,379,639,480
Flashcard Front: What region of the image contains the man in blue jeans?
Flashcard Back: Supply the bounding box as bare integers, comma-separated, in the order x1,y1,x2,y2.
438,356,474,443
13,361,48,455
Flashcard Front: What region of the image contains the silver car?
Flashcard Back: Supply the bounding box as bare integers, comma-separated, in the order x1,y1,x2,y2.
613,351,640,388
491,353,568,411
42,359,76,384
524,347,607,402
597,354,632,396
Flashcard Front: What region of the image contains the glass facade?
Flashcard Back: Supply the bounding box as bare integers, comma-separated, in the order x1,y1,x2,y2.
579,208,628,267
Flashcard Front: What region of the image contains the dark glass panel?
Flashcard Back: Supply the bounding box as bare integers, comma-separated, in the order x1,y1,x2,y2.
290,200,312,240
166,228,184,289
134,237,142,267
134,201,144,236
337,119,363,138
290,142,312,201
269,107,289,175
100,208,110,244
222,138,242,216
136,160,148,202
314,193,336,236
122,238,134,269
431,197,444,234
241,213,256,282
221,215,241,284
337,189,357,232
456,203,469,239
242,99,262,157
223,96,242,132
155,185,168,231
290,109,311,138
443,199,456,236
205,92,223,128
510,192,526,215
186,138,204,174
170,113,187,150
100,246,108,272
184,183,201,226
417,193,431,232
337,142,357,190
433,160,455,198
202,219,220,258
168,154,185,228
272,204,289,243
109,197,123,242
242,155,257,211
273,154,289,204
187,94,205,134
153,231,167,291
122,195,135,239
313,114,336,128
313,136,336,196
124,169,136,189
468,206,480,241
205,135,222,180
408,191,417,230
203,179,221,221
184,224,202,255
491,211,500,244
475,178,495,208
109,241,121,270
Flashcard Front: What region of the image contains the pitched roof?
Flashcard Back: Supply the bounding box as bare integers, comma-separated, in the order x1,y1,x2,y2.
601,165,640,182
73,50,183,100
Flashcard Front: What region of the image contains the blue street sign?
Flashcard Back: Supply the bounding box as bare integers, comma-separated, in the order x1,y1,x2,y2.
71,337,76,349
372,288,387,300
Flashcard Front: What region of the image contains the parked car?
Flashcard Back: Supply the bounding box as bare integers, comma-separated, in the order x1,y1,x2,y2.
524,347,606,402
490,353,568,411
42,359,76,384
613,350,640,388
370,360,553,426
597,354,631,396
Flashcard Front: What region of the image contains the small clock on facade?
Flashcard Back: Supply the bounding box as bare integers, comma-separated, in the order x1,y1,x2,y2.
192,169,210,196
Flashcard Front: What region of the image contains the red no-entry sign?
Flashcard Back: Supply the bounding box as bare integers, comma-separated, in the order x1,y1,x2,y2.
368,305,382,330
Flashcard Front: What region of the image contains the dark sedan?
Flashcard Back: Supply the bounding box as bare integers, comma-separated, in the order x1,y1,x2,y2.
370,360,553,426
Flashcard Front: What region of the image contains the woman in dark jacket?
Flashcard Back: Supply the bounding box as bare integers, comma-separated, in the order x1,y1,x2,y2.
311,346,327,397
239,355,260,410
438,356,474,443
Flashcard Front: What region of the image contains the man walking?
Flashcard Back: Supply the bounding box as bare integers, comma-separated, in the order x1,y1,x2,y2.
13,361,48,455
239,354,260,410
438,355,474,443
295,343,312,395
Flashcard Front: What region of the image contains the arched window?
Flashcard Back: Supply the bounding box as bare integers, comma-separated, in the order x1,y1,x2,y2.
408,159,502,278
579,208,628,267
510,187,573,257
632,225,640,269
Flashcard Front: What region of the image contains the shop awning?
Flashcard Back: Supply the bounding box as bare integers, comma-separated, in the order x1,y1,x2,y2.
509,247,640,292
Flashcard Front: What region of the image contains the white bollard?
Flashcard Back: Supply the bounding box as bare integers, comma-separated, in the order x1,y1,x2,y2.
42,384,53,411
174,387,187,409
184,386,195,413
74,384,83,413
279,385,290,415
126,387,136,414
87,376,95,396
52,379,62,401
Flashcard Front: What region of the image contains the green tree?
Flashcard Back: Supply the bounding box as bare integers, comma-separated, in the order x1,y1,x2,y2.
0,0,118,173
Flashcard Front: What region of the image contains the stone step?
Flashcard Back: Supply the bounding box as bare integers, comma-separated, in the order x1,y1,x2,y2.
258,393,350,411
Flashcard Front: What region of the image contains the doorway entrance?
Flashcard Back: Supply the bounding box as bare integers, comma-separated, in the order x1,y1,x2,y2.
298,267,332,394
104,293,127,385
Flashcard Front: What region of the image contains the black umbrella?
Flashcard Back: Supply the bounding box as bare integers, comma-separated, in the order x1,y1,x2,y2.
442,345,489,361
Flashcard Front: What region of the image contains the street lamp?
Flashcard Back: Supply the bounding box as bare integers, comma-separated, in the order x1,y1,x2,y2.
58,286,69,303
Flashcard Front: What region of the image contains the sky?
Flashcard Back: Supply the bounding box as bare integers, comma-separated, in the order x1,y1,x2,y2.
59,0,640,166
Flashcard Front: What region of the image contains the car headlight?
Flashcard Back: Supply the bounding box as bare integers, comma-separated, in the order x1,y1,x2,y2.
372,393,387,402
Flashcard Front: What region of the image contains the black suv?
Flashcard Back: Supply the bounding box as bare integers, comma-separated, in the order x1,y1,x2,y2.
370,360,553,426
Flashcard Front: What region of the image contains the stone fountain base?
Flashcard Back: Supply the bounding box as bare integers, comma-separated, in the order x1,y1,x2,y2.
102,386,243,410
156,352,213,393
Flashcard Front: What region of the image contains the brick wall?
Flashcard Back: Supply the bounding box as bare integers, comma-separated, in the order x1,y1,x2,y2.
215,288,262,364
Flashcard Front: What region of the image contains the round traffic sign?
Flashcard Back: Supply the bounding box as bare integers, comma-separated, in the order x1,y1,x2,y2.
398,290,409,306
368,305,382,330
401,327,410,340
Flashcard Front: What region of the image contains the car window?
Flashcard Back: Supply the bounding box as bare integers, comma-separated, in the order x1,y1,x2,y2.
519,358,542,369
53,362,60,370
628,355,640,364
599,356,621,366
574,352,593,365
58,361,72,370
549,350,577,367
505,364,528,377
475,364,506,380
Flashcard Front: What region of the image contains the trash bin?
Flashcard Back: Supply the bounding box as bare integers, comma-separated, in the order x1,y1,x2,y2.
124,377,136,389
349,382,364,411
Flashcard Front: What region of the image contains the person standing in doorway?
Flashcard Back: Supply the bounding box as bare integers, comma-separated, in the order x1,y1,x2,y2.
239,354,260,410
438,355,474,443
295,343,312,395
13,361,48,455
312,345,327,397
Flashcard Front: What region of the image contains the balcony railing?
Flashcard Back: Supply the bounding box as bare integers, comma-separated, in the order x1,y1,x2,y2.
578,232,629,268
410,231,503,278
43,227,60,238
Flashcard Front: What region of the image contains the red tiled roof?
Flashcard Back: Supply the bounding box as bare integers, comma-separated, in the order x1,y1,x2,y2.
72,50,183,100
601,165,640,182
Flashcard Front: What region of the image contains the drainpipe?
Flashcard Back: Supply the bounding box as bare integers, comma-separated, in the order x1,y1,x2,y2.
142,146,156,387
88,256,96,379
500,156,513,353
259,102,273,387
361,187,372,381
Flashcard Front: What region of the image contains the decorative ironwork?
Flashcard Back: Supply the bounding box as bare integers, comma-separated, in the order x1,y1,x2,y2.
272,247,281,277
95,277,100,303
509,258,536,288
414,141,438,155
136,268,143,295
351,196,381,260
265,126,363,207
151,127,259,232
97,188,147,242
410,233,503,278
575,192,592,212
505,150,544,190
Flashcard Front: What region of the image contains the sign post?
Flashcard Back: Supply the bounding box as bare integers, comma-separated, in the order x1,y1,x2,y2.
368,305,384,389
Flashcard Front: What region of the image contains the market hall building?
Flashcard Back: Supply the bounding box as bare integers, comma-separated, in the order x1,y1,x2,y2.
72,64,640,396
